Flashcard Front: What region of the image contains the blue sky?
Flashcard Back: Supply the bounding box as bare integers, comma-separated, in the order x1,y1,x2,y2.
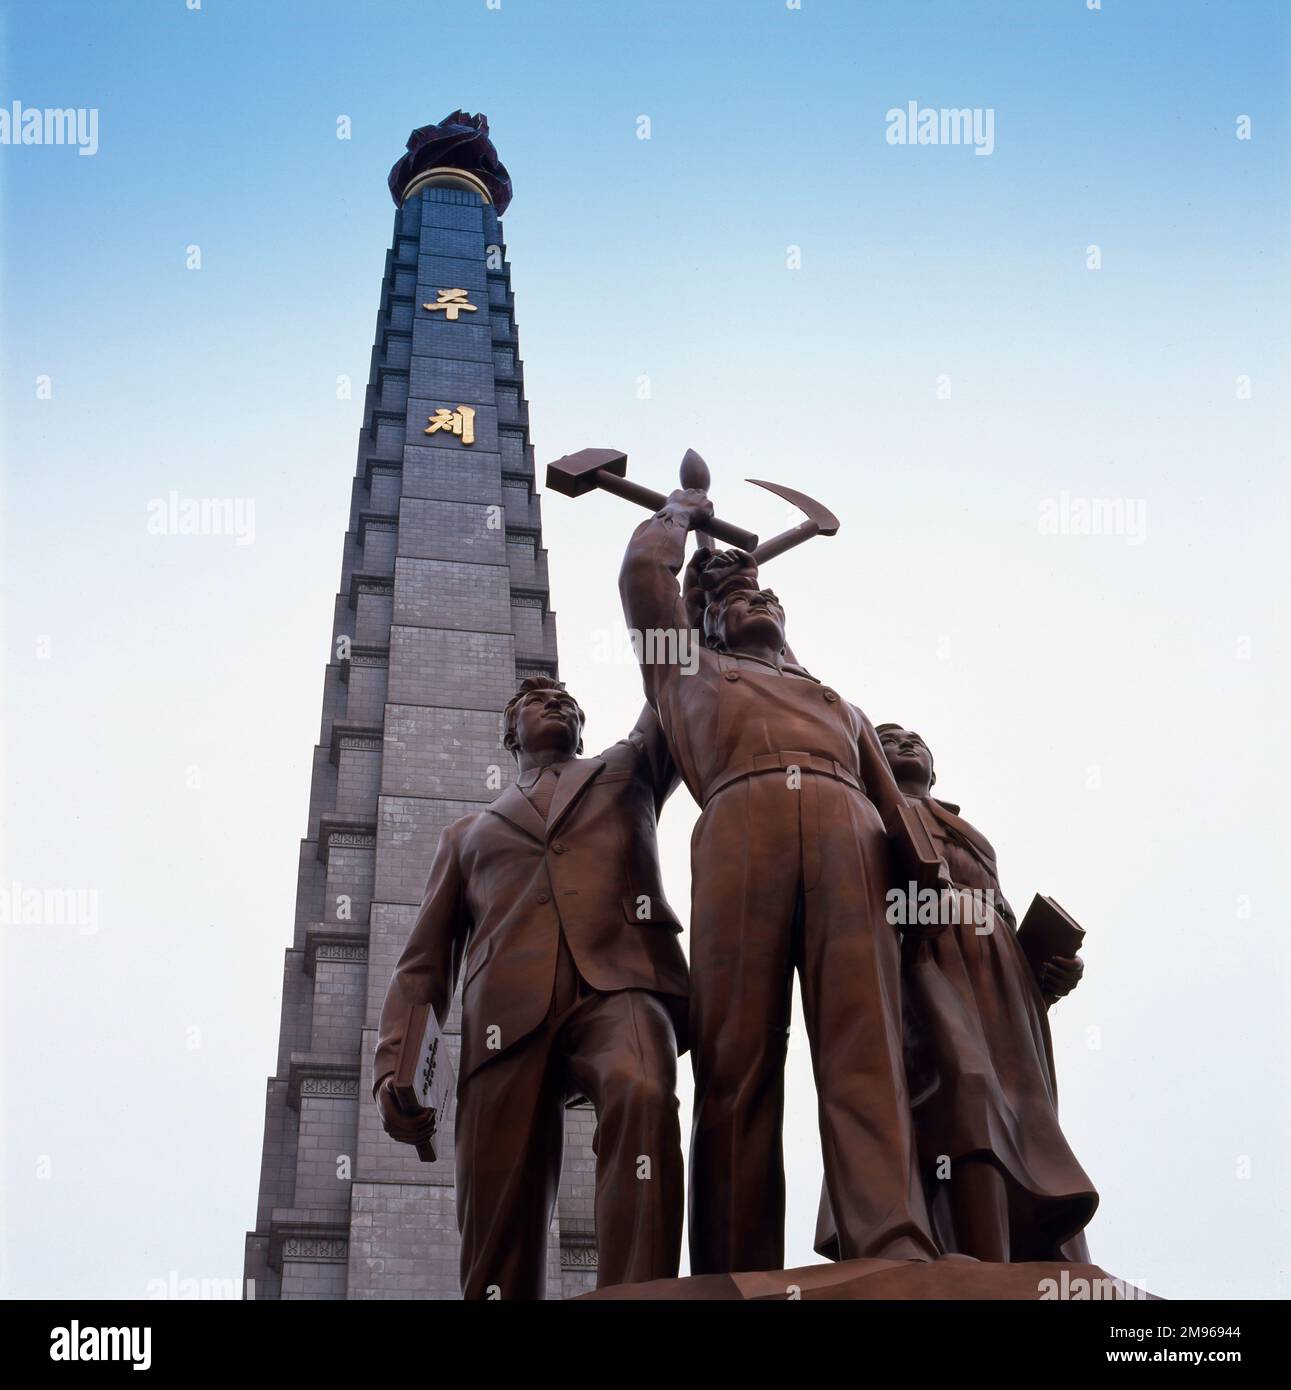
2,0,1288,1299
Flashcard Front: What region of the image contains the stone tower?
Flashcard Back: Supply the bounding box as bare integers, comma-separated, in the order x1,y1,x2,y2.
243,114,598,1299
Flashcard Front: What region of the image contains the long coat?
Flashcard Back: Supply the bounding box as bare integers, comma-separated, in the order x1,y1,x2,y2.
817,795,1098,1262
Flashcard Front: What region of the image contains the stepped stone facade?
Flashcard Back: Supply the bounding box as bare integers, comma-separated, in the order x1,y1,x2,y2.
243,144,598,1299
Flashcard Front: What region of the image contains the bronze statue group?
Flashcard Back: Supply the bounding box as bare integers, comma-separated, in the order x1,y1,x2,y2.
375,486,1097,1298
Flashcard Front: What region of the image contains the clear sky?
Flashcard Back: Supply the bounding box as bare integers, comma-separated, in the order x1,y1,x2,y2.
2,0,1288,1299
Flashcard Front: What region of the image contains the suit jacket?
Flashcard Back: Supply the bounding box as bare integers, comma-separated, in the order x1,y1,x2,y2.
374,713,689,1095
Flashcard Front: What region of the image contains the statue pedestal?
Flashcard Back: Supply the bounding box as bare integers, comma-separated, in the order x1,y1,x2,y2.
578,1254,1158,1301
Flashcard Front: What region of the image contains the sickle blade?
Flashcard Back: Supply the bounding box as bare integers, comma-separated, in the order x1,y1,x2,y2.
745,478,840,535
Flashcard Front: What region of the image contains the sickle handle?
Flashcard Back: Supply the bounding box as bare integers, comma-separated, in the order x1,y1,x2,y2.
750,519,822,564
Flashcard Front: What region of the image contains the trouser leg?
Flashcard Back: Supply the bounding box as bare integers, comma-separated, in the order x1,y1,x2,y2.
686,782,798,1275
797,778,937,1261
563,988,684,1288
949,1155,1010,1262
455,978,569,1299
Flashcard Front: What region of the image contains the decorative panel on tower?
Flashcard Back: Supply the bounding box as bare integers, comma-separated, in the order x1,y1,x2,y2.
243,114,597,1300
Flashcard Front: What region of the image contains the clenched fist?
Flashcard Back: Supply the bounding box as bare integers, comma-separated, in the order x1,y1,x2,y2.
658,487,715,531
376,1075,438,1149
1038,954,1084,1006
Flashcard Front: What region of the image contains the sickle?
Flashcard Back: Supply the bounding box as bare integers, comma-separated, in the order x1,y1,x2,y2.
744,479,841,564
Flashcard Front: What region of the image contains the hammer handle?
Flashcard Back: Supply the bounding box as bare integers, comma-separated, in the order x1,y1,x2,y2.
596,471,759,551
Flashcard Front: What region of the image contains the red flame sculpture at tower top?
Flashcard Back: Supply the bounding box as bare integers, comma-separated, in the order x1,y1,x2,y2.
388,109,513,212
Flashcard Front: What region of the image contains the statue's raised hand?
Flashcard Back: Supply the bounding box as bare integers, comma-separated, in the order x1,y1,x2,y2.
658,487,714,531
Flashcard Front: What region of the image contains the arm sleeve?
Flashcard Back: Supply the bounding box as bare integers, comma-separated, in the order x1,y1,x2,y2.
855,707,903,830
372,826,468,1097
625,701,681,814
854,706,951,891
619,510,693,706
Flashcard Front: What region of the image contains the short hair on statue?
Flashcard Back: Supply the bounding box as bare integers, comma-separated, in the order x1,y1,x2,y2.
502,675,585,759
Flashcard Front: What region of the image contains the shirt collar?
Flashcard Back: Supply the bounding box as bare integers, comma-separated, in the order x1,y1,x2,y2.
729,651,819,683
517,762,562,790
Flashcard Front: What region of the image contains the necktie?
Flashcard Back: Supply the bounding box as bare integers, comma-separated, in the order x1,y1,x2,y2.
525,765,560,822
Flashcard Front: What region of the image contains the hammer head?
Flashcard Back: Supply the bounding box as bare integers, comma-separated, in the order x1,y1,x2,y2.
546,448,628,498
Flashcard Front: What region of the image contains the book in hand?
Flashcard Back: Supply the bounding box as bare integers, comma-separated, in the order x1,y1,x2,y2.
390,1002,456,1163
1016,894,1086,982
889,802,951,891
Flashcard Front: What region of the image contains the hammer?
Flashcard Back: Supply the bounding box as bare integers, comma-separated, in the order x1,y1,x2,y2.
545,448,759,552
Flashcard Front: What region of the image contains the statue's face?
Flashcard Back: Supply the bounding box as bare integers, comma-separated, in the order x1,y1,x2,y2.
712,588,786,654
512,688,582,759
879,726,934,792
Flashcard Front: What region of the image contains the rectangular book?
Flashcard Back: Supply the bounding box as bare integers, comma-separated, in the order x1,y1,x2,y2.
889,802,951,890
390,1002,456,1164
1016,893,1086,979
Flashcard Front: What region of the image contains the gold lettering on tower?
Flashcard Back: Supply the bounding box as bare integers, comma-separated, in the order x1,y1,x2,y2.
422,288,478,321
424,406,477,445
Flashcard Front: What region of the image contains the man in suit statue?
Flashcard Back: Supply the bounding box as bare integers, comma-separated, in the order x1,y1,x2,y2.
620,492,941,1275
374,676,689,1299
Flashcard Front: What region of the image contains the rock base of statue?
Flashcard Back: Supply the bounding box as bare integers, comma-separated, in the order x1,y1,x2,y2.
578,1254,1159,1301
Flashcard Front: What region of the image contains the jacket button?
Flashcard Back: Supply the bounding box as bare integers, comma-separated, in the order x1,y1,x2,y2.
823,688,838,703
552,843,566,854
724,670,740,682
536,892,550,904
